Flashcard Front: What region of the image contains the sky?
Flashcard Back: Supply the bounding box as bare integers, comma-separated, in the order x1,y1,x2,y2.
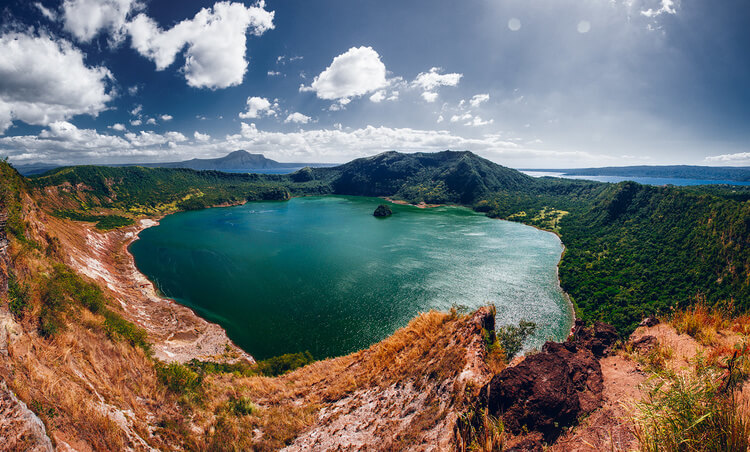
0,0,749,168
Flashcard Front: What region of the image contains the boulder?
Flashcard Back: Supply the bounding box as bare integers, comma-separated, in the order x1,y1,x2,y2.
631,335,658,353
373,204,393,217
570,319,619,358
639,316,660,328
481,322,617,443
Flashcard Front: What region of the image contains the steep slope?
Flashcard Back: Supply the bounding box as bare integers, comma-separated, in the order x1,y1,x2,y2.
131,150,292,171
303,150,536,204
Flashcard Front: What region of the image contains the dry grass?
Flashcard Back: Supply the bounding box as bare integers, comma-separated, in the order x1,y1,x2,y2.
672,305,730,346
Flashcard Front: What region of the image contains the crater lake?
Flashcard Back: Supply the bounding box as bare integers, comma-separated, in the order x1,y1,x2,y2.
129,196,573,360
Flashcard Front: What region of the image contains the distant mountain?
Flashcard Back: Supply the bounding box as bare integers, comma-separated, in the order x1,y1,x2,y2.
15,150,333,176
131,150,298,171
526,165,750,182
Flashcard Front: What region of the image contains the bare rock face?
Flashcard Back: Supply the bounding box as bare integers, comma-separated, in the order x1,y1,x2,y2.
0,210,9,294
0,380,54,452
481,322,619,443
570,320,619,358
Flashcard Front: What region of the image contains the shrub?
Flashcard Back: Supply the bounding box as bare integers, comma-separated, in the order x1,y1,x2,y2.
496,320,537,361
103,310,151,353
157,362,203,394
7,271,30,318
255,351,315,376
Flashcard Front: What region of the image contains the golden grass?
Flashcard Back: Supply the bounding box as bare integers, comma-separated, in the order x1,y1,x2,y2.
672,304,730,346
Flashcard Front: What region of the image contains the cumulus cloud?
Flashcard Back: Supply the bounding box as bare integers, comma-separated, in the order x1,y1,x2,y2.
465,116,493,127
125,130,186,146
450,113,473,123
109,123,126,131
0,32,113,134
62,0,141,43
469,94,490,107
285,112,311,124
130,119,142,126
704,152,750,165
300,46,388,102
130,105,142,116
127,1,275,89
238,96,276,119
160,114,173,121
412,67,462,102
146,118,156,125
641,0,677,17
194,131,211,142
369,91,385,103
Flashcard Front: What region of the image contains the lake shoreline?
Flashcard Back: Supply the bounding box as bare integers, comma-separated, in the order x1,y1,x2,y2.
123,194,575,360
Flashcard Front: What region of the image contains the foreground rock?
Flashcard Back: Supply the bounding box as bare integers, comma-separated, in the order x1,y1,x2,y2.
0,380,54,452
481,320,619,443
373,204,393,217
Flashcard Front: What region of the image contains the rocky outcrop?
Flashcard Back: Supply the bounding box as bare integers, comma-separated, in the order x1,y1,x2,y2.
0,210,9,294
481,322,619,444
0,380,54,452
373,204,392,217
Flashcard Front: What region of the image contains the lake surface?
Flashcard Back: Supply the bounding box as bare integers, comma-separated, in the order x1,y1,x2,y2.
130,196,573,360
522,171,750,186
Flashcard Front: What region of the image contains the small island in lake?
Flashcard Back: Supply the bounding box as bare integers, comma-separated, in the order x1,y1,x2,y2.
373,204,393,217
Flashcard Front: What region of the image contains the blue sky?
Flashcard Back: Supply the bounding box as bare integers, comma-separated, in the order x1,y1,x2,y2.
0,0,749,167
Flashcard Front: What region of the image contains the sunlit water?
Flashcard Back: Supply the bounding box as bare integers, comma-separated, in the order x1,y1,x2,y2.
522,171,750,186
130,196,573,360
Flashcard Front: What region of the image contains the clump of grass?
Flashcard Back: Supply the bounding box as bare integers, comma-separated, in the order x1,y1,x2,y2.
226,395,257,416
636,343,675,374
157,362,203,394
673,305,727,346
456,404,506,452
633,360,750,452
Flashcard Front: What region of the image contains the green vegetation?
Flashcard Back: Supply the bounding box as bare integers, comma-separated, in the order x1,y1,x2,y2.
633,358,750,451
255,351,315,376
7,270,30,318
53,210,135,230
22,151,750,337
495,320,537,361
157,362,203,394
226,396,257,416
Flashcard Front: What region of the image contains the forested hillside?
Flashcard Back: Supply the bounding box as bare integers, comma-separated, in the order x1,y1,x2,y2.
28,151,750,335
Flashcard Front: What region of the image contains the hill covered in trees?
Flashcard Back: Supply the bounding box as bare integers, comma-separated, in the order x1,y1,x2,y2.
27,150,750,334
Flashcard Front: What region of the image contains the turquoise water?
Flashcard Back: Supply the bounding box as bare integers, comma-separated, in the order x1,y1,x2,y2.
130,196,573,360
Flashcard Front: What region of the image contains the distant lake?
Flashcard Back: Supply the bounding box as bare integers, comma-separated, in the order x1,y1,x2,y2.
522,171,750,186
130,196,573,360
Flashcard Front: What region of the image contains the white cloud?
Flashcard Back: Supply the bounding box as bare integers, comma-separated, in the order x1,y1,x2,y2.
267,70,281,76
125,130,186,146
130,119,142,126
369,91,385,103
421,92,438,103
641,0,677,17
285,112,311,124
469,93,490,107
238,96,276,119
109,123,126,131
0,32,113,134
465,116,494,127
160,114,173,121
127,1,275,89
128,85,139,95
450,113,473,123
35,2,57,21
146,118,156,125
194,131,210,142
412,67,462,91
437,115,444,123
130,104,142,116
301,46,388,101
62,0,141,43
704,152,750,165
